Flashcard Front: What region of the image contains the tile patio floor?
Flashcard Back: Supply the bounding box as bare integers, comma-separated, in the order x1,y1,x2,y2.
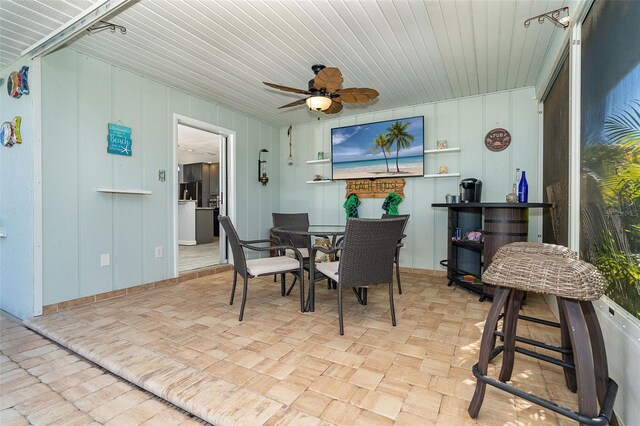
0,312,205,425
179,240,221,272
19,271,579,425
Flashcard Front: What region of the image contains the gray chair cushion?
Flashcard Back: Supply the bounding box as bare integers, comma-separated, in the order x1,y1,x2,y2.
246,256,301,277
316,261,339,283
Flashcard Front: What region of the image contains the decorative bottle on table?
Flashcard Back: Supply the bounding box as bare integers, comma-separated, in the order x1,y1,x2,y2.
506,168,520,203
518,170,528,203
513,168,520,195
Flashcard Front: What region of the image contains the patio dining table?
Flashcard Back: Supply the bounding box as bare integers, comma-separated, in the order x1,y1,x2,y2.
273,224,346,311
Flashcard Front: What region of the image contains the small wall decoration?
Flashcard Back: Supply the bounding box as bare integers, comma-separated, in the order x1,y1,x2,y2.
1,122,12,147
345,178,405,199
437,139,448,149
107,123,132,156
11,116,22,144
0,116,23,147
484,128,511,152
6,66,29,98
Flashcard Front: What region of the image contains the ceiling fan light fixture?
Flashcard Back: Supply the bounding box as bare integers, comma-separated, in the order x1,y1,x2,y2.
306,96,332,111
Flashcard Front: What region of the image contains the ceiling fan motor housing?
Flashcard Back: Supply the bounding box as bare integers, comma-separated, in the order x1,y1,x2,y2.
308,64,329,94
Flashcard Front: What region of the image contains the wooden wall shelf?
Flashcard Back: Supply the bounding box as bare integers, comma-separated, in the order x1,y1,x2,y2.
423,173,461,178
423,147,461,154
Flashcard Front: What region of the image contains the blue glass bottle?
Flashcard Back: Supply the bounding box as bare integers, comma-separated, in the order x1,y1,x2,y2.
518,170,528,203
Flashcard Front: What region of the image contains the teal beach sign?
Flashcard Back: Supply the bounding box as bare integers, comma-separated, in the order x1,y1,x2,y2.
107,123,132,156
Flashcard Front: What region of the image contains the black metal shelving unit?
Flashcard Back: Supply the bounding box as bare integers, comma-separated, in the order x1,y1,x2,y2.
438,205,489,300
433,202,552,302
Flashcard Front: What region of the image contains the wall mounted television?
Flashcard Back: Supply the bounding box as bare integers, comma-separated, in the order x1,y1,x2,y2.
331,116,424,180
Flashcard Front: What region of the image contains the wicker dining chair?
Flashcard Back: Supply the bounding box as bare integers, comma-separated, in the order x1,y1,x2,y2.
219,216,305,321
272,213,311,293
310,218,405,335
272,213,310,258
382,213,410,294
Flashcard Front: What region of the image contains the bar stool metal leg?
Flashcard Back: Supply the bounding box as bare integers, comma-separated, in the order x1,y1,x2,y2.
559,298,598,425
499,289,525,382
468,287,512,418
559,306,578,392
581,301,619,426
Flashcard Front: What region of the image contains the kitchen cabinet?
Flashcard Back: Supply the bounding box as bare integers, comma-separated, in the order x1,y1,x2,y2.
196,208,214,244
183,163,202,182
201,164,210,206
209,163,219,198
183,162,219,207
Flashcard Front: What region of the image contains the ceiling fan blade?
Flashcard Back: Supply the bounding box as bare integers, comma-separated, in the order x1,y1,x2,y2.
277,98,308,109
324,101,343,114
336,88,379,103
263,82,310,95
332,96,342,103
313,67,343,93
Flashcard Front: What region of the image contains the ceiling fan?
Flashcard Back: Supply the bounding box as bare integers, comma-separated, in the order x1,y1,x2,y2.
263,65,379,114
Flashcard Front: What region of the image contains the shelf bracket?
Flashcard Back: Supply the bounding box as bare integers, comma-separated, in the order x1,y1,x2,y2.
87,20,127,35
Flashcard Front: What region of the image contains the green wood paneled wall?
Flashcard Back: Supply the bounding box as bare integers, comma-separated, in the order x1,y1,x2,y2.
277,87,540,271
41,48,279,305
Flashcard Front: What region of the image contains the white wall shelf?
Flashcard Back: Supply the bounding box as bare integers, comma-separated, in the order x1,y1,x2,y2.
424,147,461,177
423,147,461,154
306,179,332,184
423,173,461,178
306,159,331,164
97,188,152,195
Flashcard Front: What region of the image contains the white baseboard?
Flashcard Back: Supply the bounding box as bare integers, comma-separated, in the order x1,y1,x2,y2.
178,240,196,246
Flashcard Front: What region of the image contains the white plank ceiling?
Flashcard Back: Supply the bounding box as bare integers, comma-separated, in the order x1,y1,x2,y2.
1,0,568,126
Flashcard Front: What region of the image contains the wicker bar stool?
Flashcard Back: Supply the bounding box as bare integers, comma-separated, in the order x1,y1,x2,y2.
468,251,618,426
490,241,578,263
490,242,580,391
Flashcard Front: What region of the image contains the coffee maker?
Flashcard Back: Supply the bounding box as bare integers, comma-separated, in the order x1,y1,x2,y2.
459,178,482,203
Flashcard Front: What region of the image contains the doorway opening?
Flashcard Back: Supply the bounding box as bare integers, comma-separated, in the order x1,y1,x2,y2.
172,115,234,275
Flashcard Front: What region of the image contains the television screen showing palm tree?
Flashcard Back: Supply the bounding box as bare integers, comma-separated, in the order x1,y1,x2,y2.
331,116,424,180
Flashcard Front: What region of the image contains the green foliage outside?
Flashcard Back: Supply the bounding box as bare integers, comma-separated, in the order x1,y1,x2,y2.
583,100,640,319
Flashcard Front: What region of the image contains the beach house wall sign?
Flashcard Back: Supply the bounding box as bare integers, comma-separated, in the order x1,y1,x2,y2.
345,178,405,198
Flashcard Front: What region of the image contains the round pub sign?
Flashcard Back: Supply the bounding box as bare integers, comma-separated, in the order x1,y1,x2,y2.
484,128,511,152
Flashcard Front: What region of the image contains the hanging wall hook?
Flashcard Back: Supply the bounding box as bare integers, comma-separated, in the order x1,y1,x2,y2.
524,7,570,29
287,125,293,166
